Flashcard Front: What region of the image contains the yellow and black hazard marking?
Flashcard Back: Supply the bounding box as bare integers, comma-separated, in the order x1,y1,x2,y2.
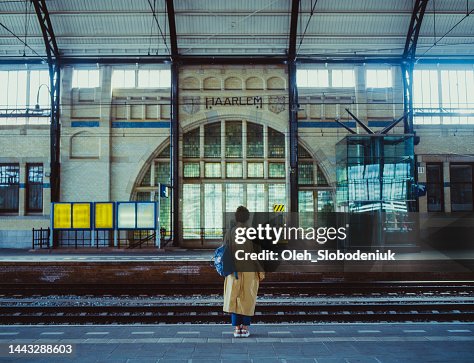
273,204,285,212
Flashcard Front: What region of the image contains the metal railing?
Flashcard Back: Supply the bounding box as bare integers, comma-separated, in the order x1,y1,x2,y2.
32,228,50,249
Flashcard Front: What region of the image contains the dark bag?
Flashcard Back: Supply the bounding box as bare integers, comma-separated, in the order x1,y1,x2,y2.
211,244,238,278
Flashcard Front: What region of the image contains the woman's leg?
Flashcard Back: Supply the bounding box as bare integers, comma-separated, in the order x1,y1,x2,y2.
231,313,241,326
231,313,242,337
241,315,251,337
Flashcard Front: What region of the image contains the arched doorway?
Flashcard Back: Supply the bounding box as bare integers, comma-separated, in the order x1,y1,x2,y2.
132,120,333,247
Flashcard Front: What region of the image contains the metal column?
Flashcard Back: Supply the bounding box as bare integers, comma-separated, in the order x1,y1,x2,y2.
288,61,299,213
288,0,300,213
170,62,180,246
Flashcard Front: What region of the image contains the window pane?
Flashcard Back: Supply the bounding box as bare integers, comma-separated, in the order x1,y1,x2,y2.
366,69,392,88
154,162,170,185
297,69,330,88
269,163,285,178
299,162,314,185
111,70,124,88
299,191,314,212
343,69,355,87
296,69,308,87
204,184,222,239
225,184,244,212
183,128,200,158
317,166,329,185
205,162,221,178
27,165,43,183
183,163,200,178
317,190,334,212
225,121,242,158
27,184,43,211
298,190,314,228
309,69,329,87
16,71,27,108
0,72,8,109
136,192,151,201
427,164,443,212
138,69,167,88
268,127,285,158
26,164,43,212
451,165,472,182
332,69,343,87
88,70,99,87
76,70,88,88
247,123,263,157
138,70,151,87
123,70,135,87
112,69,136,88
159,70,171,87
140,168,151,186
226,163,242,178
183,184,201,238
0,164,20,212
204,123,221,158
450,165,473,212
332,69,354,87
268,184,286,212
73,69,99,88
247,184,265,212
247,162,263,178
413,69,439,109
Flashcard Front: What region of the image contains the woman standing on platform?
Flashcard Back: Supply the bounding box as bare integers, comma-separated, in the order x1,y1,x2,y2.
223,206,265,338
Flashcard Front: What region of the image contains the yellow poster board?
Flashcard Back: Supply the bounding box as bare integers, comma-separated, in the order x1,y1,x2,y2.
53,203,72,229
72,203,91,229
95,202,114,229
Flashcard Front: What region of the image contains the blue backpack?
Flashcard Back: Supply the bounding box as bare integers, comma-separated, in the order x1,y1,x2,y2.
212,244,238,279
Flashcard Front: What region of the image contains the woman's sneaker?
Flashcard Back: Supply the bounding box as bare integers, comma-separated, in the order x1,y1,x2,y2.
233,328,241,338
240,328,250,338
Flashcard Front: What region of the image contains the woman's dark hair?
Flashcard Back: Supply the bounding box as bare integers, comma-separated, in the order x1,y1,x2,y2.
235,206,250,223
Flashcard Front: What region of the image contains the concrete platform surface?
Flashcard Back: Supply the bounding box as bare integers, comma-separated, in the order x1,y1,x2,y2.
0,323,473,362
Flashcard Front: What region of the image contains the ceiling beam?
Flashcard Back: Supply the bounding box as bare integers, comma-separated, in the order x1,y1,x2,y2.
403,0,429,59
288,0,300,60
165,0,178,59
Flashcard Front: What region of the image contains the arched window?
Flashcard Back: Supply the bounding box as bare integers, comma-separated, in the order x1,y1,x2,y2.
133,121,333,246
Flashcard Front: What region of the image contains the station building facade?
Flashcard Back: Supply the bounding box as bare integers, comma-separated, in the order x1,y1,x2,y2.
1,63,473,248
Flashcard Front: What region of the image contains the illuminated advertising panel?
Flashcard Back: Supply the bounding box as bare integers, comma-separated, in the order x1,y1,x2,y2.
117,203,136,229
73,203,91,229
53,203,72,229
137,202,156,229
94,202,114,229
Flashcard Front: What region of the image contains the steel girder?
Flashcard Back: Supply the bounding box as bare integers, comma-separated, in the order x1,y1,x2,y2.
32,0,61,203
402,0,429,134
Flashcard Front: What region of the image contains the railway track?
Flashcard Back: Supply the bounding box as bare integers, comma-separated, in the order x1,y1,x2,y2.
1,302,474,324
1,282,473,324
1,281,473,296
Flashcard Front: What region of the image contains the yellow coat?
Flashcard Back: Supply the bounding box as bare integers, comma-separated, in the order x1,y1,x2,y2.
223,271,262,316
222,224,265,316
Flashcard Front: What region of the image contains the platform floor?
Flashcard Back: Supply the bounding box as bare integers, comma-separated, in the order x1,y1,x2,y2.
0,248,473,262
1,323,473,362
